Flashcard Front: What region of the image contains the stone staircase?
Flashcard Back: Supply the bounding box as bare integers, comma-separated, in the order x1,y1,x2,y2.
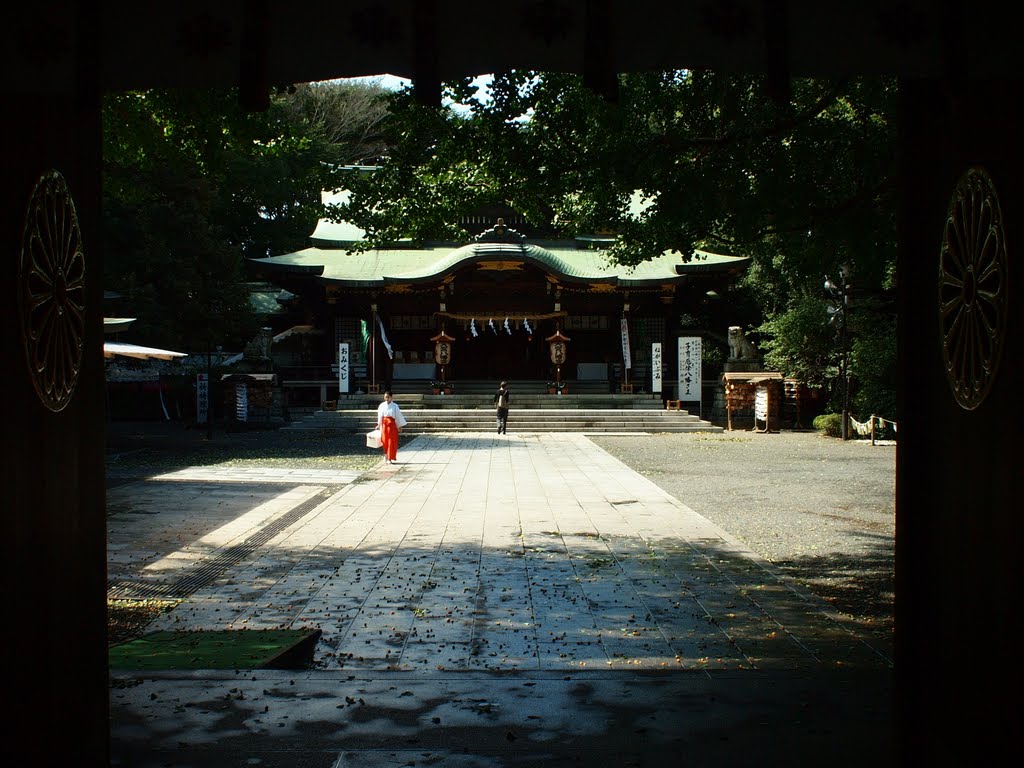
284,397,722,435
384,378,616,396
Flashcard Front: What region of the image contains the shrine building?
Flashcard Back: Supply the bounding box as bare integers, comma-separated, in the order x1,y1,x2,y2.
247,189,751,401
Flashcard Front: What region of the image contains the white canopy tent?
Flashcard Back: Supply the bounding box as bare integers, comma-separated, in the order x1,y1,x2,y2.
103,342,188,361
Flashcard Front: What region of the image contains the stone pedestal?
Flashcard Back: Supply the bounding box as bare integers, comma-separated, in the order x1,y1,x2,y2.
723,360,764,373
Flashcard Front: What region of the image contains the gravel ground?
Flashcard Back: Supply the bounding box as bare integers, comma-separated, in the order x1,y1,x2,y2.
106,422,895,653
592,430,895,653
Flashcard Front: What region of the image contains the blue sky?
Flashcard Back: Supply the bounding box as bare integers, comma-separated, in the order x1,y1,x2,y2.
339,73,494,116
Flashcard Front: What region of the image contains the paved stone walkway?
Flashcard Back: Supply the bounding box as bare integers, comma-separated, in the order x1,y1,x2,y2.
108,432,891,672
108,432,896,767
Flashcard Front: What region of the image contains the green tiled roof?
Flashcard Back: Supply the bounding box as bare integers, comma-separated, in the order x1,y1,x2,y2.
251,242,749,288
249,290,288,315
256,187,750,286
310,189,372,246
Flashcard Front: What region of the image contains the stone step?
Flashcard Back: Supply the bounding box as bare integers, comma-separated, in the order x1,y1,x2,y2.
312,394,669,411
283,407,722,434
383,379,620,395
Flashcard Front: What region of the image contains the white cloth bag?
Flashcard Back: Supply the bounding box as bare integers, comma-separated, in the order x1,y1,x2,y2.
365,429,382,448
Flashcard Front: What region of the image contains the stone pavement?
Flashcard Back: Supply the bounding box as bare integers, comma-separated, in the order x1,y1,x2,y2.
108,432,896,767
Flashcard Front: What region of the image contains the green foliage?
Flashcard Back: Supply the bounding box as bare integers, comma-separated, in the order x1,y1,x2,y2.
701,344,724,367
754,280,896,417
341,71,896,273
848,297,898,419
756,291,837,388
102,82,390,352
102,71,899,416
280,80,392,166
813,413,844,437
334,70,897,416
103,165,258,353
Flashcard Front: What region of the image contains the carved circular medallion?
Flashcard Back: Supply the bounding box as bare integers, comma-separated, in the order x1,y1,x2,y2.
939,166,1008,410
19,170,86,412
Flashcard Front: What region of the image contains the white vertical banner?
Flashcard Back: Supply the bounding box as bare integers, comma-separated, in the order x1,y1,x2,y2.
620,318,631,369
338,342,350,394
377,316,393,358
196,373,209,423
755,385,768,423
235,383,249,422
651,342,662,395
678,337,702,408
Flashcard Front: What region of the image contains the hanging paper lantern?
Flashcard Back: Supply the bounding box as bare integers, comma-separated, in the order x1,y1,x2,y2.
546,329,572,365
431,328,456,365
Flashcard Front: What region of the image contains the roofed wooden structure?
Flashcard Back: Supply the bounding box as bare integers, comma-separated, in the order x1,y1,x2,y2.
248,199,751,393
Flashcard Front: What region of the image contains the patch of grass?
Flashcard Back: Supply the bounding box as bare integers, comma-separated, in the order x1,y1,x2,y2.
107,431,379,474
108,598,180,646
109,628,321,670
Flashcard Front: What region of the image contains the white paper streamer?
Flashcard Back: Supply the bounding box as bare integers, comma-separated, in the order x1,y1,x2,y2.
378,316,394,359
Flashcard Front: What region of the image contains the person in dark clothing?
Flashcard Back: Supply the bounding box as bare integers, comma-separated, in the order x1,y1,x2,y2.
493,381,510,434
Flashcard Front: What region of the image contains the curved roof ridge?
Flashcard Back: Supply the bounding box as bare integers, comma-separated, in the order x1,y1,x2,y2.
251,241,749,287
385,241,611,283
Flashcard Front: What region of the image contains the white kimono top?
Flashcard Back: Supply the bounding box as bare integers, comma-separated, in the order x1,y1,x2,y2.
376,400,408,428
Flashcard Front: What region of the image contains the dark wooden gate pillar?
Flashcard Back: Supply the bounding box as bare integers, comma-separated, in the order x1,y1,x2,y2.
896,78,1022,765
1,17,109,765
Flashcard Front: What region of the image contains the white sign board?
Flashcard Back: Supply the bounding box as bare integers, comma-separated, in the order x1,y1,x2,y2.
755,385,769,422
196,373,209,424
677,337,702,404
235,383,248,422
338,343,350,394
651,342,662,394
620,318,631,369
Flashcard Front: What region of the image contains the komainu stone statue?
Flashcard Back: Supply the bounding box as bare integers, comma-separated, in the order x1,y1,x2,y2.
244,327,274,360
727,326,761,361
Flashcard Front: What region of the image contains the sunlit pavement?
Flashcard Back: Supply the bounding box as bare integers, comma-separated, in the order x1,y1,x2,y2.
108,432,895,767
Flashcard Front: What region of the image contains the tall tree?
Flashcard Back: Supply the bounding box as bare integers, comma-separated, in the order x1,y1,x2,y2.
281,79,393,166
102,81,392,352
336,71,898,415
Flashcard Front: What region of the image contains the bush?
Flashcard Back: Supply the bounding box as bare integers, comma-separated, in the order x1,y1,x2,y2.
849,310,897,422
813,412,844,437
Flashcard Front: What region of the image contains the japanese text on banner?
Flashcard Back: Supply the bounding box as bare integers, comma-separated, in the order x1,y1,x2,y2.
651,343,662,394
338,343,350,393
620,318,631,369
235,383,248,422
677,337,702,399
755,385,768,421
196,373,208,423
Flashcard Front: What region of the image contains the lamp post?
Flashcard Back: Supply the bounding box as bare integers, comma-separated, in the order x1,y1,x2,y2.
824,266,851,440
